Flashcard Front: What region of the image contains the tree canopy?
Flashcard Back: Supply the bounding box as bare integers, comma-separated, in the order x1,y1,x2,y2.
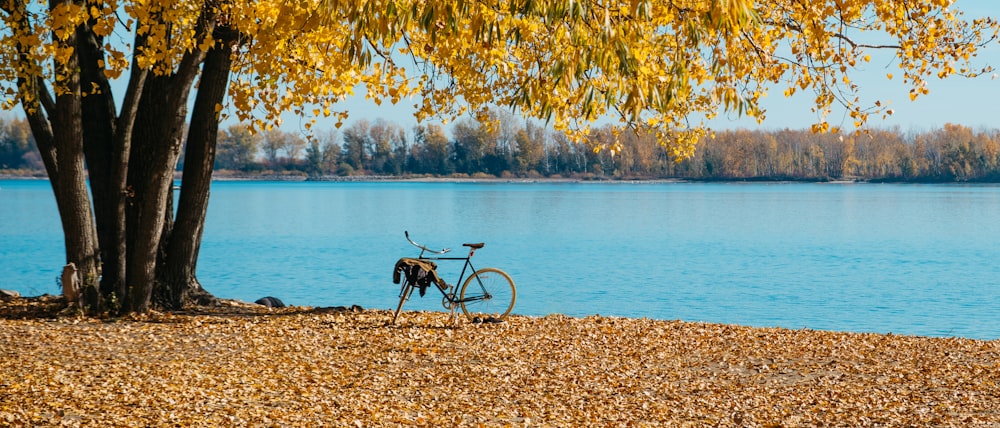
5,1,997,153
1,0,997,313
314,0,998,156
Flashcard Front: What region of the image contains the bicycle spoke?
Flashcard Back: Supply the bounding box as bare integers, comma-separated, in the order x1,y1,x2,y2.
459,268,516,322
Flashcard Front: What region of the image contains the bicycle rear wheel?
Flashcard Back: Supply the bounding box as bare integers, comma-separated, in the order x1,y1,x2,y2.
459,268,516,322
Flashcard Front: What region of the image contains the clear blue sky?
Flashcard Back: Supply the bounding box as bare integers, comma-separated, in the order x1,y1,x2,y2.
326,2,1000,135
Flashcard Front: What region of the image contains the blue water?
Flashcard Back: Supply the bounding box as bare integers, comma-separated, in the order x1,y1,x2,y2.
2,179,999,339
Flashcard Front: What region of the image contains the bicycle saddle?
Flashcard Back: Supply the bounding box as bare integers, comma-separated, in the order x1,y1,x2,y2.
463,242,485,249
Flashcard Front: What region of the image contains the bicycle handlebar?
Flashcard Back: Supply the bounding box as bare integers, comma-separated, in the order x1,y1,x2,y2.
405,231,451,254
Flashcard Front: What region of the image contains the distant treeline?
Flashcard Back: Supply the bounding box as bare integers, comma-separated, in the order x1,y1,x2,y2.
3,113,1000,182
0,117,43,174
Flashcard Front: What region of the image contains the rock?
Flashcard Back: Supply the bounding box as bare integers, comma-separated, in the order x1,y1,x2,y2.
0,289,20,300
254,296,285,308
312,305,363,314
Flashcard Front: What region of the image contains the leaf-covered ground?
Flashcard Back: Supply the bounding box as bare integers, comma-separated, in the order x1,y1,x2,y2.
1,298,998,427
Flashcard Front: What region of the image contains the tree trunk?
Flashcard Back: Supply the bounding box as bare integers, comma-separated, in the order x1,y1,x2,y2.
124,75,189,313
100,61,148,313
48,27,101,307
122,5,216,313
77,21,123,311
158,26,237,309
10,1,98,306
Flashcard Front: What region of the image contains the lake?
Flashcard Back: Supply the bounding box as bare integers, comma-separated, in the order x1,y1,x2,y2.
2,179,999,339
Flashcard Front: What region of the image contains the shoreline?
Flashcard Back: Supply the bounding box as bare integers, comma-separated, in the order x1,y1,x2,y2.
1,292,994,341
6,171,997,184
0,172,879,184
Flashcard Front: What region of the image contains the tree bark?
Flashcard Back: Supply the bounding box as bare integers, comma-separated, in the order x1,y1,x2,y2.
77,21,121,311
102,54,149,312
11,1,102,306
125,75,189,313
47,21,101,307
159,25,238,309
123,6,215,313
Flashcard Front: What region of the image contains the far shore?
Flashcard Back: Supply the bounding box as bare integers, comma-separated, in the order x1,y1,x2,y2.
8,169,996,184
0,171,882,184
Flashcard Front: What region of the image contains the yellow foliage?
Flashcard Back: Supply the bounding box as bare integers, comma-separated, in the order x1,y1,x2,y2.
1,0,997,159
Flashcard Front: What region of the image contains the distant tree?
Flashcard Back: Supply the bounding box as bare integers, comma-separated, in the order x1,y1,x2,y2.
545,131,573,176
283,134,307,163
261,129,289,167
586,126,621,177
478,109,518,174
341,120,371,172
931,124,996,181
452,118,492,175
0,117,36,170
413,124,452,175
514,122,546,175
368,119,406,174
314,129,341,175
814,133,848,179
391,132,409,176
216,125,261,171
303,139,318,176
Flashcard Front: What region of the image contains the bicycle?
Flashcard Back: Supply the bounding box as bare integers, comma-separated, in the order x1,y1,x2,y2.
392,231,516,324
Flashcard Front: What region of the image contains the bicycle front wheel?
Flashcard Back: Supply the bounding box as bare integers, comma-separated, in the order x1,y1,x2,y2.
459,268,516,322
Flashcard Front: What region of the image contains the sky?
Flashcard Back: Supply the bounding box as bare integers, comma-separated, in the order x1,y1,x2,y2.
323,2,1000,135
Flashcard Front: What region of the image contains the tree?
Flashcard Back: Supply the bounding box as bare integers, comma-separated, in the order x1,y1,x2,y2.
315,129,341,175
341,119,371,172
483,109,519,174
319,0,998,155
216,124,261,171
412,124,453,175
368,118,406,174
452,118,491,175
261,129,289,167
282,133,307,165
2,0,253,312
0,117,36,169
514,122,545,175
304,139,323,177
2,0,996,314
544,130,570,176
